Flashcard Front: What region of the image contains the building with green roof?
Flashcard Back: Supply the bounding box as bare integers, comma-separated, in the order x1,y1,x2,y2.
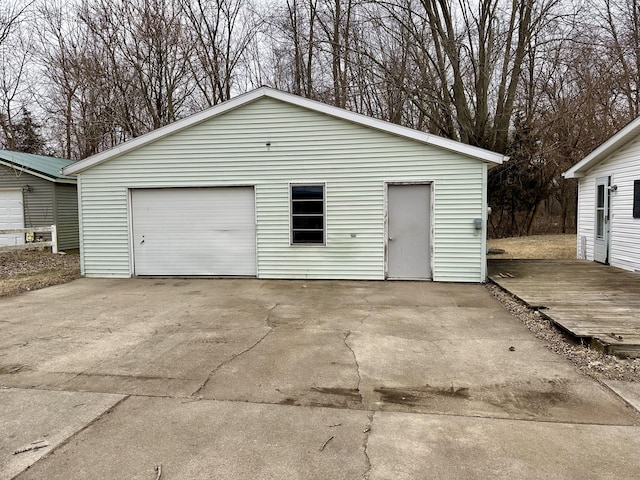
0,150,78,250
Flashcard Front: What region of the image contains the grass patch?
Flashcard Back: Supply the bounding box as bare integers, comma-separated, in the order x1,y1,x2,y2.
487,234,576,259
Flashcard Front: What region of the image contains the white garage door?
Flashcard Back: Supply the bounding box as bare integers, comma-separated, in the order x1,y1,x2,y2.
131,187,256,276
0,189,24,247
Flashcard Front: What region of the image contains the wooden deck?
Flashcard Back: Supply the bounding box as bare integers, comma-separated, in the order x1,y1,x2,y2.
488,259,640,358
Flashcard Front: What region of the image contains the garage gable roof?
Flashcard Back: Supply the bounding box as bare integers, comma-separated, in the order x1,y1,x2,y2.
0,150,76,183
564,116,640,179
63,87,507,175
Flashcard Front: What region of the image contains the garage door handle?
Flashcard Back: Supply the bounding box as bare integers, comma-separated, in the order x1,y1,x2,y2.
140,236,145,244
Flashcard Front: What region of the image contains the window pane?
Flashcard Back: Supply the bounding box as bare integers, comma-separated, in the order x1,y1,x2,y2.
292,185,324,199
634,180,640,218
292,201,323,214
293,216,323,230
596,210,604,238
291,184,324,245
293,230,324,243
597,184,605,208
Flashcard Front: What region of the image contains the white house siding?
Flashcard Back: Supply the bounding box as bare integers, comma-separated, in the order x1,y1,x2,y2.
576,136,640,272
77,97,487,281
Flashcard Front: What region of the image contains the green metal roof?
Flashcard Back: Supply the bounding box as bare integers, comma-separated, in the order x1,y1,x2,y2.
0,150,76,181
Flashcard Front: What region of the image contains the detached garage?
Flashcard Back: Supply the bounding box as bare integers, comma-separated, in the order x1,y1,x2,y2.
63,87,506,282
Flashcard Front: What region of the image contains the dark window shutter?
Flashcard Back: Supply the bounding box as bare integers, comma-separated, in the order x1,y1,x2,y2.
634,180,640,218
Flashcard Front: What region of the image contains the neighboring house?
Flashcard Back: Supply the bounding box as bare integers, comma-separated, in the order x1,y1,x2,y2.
63,87,506,282
0,150,79,251
564,118,640,273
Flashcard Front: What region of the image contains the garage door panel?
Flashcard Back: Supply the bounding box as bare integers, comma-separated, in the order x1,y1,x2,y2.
132,188,256,276
0,190,24,246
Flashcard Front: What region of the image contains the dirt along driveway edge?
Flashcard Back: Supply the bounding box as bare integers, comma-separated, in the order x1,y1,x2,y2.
487,283,640,382
0,250,80,298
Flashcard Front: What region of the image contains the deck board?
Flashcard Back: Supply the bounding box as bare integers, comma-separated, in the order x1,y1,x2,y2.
488,259,640,358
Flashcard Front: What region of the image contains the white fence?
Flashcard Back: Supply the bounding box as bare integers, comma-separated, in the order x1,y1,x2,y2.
0,225,57,254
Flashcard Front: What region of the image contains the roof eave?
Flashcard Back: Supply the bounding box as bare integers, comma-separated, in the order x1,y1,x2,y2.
0,159,76,183
264,89,508,165
563,115,640,179
53,177,77,184
562,172,584,179
488,156,509,168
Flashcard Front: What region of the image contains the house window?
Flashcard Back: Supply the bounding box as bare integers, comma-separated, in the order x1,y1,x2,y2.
634,180,640,218
291,184,325,244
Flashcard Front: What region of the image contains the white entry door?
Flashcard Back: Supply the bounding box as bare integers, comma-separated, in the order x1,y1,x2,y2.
387,184,431,279
0,189,24,246
131,187,256,276
594,176,610,264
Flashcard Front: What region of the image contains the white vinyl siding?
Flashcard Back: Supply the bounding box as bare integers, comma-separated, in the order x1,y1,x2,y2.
78,97,487,281
576,136,640,273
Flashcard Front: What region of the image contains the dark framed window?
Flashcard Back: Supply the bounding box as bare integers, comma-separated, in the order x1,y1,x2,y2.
634,180,640,218
291,184,325,244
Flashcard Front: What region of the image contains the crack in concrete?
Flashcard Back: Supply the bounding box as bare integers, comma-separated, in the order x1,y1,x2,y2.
264,303,278,328
358,304,372,330
361,411,375,479
191,328,274,397
343,331,363,406
63,372,187,381
191,304,278,397
428,339,447,358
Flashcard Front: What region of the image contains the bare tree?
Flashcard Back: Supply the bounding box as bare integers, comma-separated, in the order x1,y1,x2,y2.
181,0,260,107
263,0,321,97
316,0,356,107
488,10,626,237
38,1,118,159
594,0,640,119
0,0,36,149
39,0,197,158
369,0,563,152
95,0,192,130
0,0,33,47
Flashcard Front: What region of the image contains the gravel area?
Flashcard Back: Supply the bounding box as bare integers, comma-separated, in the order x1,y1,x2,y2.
0,249,80,297
487,283,640,382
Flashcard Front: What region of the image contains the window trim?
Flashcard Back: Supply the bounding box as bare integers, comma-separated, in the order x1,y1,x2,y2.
289,182,326,246
595,182,607,239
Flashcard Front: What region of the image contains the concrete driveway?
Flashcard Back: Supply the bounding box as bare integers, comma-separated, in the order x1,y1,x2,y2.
1,279,639,479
